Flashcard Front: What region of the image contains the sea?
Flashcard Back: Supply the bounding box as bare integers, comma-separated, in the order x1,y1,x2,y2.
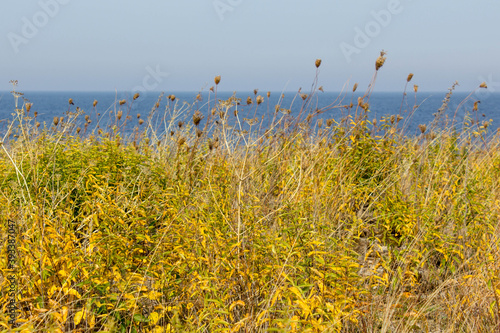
1,90,499,138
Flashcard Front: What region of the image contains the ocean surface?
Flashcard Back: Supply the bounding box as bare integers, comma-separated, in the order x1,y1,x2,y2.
1,90,499,138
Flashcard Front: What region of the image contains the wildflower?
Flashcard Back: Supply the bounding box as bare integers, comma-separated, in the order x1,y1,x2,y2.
407,73,414,82
214,75,221,85
315,59,322,68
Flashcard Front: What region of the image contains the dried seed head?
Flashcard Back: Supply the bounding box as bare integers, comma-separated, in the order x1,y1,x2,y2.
93,100,98,107
254,89,258,95
407,73,414,82
34,111,38,117
318,119,323,128
390,115,395,124
170,131,175,136
214,75,221,85
326,119,334,127
117,110,123,120
479,82,487,88
36,122,41,128
133,93,140,100
139,119,144,125
196,93,202,101
301,94,308,100
85,115,90,123
193,111,203,126
418,124,427,134
473,101,479,112
247,97,253,105
119,99,126,106
69,98,74,105
267,91,271,98
196,129,203,137
26,103,32,113
397,115,403,122
315,59,322,68
76,127,81,134
414,85,419,93
59,117,64,124
256,95,264,105
178,121,184,128
375,50,387,71
372,119,377,126
210,86,214,92
170,94,176,101
353,83,358,92
177,137,186,146
53,117,59,126
318,86,324,92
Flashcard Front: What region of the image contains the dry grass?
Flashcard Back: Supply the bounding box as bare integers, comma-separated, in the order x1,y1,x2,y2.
1,56,499,332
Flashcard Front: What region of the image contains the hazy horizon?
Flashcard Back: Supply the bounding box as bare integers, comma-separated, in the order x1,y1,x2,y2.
1,1,499,93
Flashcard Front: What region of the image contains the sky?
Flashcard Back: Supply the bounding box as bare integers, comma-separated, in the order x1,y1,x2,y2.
1,0,499,93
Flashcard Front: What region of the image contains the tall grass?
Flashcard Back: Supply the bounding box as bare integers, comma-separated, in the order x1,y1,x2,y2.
1,54,499,332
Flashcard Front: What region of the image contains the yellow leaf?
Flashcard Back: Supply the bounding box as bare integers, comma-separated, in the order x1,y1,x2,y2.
74,310,85,326
149,312,160,325
229,300,245,311
256,310,268,324
88,314,95,328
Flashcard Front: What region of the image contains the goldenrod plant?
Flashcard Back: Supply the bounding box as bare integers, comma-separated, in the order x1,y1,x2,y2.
1,53,499,332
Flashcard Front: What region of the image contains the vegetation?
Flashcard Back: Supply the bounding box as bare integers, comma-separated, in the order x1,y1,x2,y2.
1,53,499,332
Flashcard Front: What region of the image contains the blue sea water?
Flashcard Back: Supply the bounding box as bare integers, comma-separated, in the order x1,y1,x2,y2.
0,90,499,138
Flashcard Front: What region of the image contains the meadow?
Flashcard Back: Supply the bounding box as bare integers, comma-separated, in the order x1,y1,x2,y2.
1,53,500,332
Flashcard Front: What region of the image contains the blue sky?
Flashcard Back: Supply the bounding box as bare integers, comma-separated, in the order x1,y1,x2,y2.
1,0,499,92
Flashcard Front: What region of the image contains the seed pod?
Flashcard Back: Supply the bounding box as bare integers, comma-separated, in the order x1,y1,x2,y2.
53,117,59,126
93,100,98,107
256,96,264,105
119,99,126,106
353,83,358,92
407,73,414,82
133,93,140,100
139,119,144,125
315,59,322,68
69,98,74,105
214,75,221,85
117,110,123,120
